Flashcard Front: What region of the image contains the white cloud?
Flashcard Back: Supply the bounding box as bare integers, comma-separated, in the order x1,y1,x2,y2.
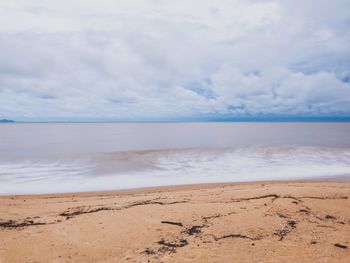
0,0,350,120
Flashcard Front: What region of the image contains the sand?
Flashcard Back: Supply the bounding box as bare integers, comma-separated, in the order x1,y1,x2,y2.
0,181,349,262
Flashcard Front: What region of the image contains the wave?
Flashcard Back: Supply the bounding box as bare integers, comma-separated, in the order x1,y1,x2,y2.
1,145,350,194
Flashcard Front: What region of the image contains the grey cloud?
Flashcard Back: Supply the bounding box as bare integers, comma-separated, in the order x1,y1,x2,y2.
0,0,350,120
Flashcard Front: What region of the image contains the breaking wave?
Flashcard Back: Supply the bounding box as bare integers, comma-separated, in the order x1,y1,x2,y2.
1,145,350,194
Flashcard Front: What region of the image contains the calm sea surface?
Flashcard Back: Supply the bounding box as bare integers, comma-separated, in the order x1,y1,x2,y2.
1,122,350,194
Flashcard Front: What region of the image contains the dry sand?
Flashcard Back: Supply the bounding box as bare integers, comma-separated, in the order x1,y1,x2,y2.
0,181,349,262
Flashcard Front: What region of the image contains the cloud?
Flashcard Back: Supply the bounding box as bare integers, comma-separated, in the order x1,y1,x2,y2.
0,0,350,120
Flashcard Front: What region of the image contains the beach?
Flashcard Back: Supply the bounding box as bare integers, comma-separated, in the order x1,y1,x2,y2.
2,0,350,261
1,181,349,262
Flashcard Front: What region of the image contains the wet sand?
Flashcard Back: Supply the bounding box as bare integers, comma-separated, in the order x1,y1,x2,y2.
0,181,349,262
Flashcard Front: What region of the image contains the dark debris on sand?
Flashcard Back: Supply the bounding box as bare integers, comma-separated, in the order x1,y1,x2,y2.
334,243,348,249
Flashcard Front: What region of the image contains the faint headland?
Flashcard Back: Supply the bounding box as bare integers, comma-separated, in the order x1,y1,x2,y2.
0,119,15,123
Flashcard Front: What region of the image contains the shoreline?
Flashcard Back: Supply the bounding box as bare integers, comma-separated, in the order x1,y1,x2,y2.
2,175,349,198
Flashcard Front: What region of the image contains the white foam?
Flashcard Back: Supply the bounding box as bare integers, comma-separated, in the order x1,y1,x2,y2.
1,146,350,194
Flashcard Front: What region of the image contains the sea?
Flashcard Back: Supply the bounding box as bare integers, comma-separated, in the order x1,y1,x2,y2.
0,122,350,194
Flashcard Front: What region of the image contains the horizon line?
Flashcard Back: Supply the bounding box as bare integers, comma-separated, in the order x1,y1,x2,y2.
3,120,350,124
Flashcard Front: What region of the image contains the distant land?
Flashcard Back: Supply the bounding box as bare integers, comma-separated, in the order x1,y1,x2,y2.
0,119,15,123
6,116,350,123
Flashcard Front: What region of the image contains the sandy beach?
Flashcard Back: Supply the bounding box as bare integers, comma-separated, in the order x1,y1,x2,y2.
0,181,349,262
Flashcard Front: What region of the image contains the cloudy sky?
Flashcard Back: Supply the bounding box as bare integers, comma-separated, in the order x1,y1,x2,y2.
1,0,350,121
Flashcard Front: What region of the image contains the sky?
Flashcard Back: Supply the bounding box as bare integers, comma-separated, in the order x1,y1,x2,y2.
0,0,350,121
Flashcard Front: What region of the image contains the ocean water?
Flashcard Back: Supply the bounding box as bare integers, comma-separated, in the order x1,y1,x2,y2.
0,122,350,194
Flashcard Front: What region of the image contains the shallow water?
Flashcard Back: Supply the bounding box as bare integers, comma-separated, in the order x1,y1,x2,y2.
1,122,350,194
